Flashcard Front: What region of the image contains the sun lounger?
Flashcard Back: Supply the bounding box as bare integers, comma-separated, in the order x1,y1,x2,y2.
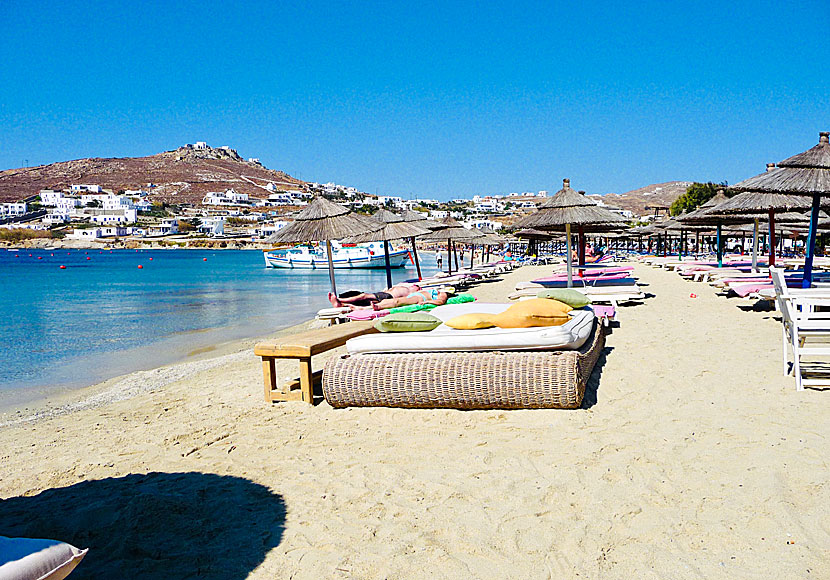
323,315,605,409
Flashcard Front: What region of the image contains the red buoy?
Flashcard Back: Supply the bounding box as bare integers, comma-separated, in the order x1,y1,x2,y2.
203,258,207,261
138,265,143,269
149,257,153,261
86,257,91,260
60,265,66,269
37,256,42,260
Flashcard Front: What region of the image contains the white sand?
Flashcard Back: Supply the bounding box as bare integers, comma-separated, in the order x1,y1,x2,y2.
1,262,828,579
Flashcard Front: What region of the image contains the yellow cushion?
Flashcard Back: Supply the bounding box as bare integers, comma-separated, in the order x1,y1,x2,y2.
491,298,572,328
445,313,497,330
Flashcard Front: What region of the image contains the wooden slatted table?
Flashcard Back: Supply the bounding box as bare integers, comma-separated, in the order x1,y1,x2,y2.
254,320,378,404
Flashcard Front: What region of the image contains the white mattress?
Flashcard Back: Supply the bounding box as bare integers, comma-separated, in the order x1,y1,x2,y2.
345,304,596,355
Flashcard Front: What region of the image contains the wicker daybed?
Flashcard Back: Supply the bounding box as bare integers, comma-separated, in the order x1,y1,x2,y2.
323,319,605,409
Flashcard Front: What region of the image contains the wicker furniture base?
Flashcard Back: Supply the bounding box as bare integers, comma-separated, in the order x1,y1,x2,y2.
323,323,605,409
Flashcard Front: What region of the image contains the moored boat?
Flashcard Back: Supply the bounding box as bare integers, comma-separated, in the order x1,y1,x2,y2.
263,241,410,269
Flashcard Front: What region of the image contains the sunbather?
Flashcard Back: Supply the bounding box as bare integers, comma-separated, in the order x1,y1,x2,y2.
329,283,421,307
346,288,453,311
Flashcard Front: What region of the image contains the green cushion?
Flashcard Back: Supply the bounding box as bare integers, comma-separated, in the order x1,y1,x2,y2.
374,312,442,332
535,289,592,308
446,293,474,305
389,303,438,314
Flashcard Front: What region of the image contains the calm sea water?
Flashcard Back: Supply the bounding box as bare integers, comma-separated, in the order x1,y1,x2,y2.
0,247,436,407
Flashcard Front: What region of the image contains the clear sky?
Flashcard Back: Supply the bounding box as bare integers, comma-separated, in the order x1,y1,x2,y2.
1,1,828,199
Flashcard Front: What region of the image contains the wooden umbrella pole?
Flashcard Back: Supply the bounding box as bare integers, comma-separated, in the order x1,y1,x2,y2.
716,223,723,267
447,239,453,275
578,225,586,266
383,239,392,289
565,223,573,288
325,239,337,295
768,210,776,267
470,244,474,269
751,218,758,272
410,237,422,280
453,240,460,271
803,193,821,288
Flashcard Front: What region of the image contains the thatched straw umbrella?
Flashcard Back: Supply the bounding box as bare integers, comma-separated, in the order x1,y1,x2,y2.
730,131,830,287
265,196,381,295
514,179,625,286
678,191,742,267
513,228,553,258
344,209,431,288
710,167,814,269
419,216,483,274
399,209,438,278
474,226,506,265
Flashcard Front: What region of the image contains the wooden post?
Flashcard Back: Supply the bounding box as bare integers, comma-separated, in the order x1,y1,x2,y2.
262,358,276,402
325,239,337,295
299,357,314,403
768,210,776,267
410,237,422,280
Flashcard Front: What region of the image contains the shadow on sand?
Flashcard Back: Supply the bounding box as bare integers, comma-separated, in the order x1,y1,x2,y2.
0,471,285,579
582,346,613,409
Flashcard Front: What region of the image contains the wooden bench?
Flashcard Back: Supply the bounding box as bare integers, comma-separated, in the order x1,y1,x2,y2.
254,320,379,404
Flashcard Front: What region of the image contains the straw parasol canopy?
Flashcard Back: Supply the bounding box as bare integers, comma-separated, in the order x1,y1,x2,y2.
513,228,554,239
729,132,830,285
346,209,431,242
419,216,484,241
513,179,626,230
512,178,626,286
266,196,380,244
265,196,382,295
475,226,507,246
731,133,830,195
419,216,483,274
343,209,431,287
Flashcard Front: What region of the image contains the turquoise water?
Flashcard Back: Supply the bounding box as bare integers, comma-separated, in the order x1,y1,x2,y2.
0,248,434,407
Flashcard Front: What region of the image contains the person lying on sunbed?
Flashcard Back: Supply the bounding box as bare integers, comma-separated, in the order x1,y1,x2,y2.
328,283,421,307
345,288,454,311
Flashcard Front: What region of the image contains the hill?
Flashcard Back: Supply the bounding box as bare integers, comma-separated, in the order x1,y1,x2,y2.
587,181,692,217
0,145,306,205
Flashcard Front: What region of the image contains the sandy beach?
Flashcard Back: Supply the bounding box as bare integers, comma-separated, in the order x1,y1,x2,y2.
1,261,828,579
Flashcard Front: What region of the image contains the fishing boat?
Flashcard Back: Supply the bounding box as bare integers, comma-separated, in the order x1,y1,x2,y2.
263,241,410,269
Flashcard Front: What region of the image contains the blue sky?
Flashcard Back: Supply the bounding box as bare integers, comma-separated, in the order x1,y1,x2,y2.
1,1,828,199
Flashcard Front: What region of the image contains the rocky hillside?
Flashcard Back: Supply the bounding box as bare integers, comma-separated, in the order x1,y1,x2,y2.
587,181,692,217
0,145,307,204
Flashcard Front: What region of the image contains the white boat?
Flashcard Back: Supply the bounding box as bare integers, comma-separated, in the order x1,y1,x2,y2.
264,241,410,269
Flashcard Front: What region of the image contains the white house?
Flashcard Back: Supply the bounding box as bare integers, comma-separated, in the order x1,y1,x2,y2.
194,141,208,150
464,218,503,231
66,228,104,240
39,189,65,206
134,199,153,212
90,208,138,225
147,218,179,236
198,217,225,237
71,184,103,193
260,221,289,238
102,195,134,211
0,202,27,217
124,189,148,197
202,189,250,206
429,210,449,219
44,209,71,224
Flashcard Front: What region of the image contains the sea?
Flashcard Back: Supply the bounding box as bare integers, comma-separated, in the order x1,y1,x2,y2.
0,247,437,408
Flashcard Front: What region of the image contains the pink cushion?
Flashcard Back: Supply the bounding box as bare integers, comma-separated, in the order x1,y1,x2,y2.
590,305,616,318
346,309,390,321
730,283,773,297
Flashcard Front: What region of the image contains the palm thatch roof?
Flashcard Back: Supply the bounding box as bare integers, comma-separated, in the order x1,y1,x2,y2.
513,228,555,239
400,209,434,225
711,187,814,214
419,216,484,241
344,209,431,242
513,178,626,229
731,132,830,194
265,196,381,244
474,226,507,246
